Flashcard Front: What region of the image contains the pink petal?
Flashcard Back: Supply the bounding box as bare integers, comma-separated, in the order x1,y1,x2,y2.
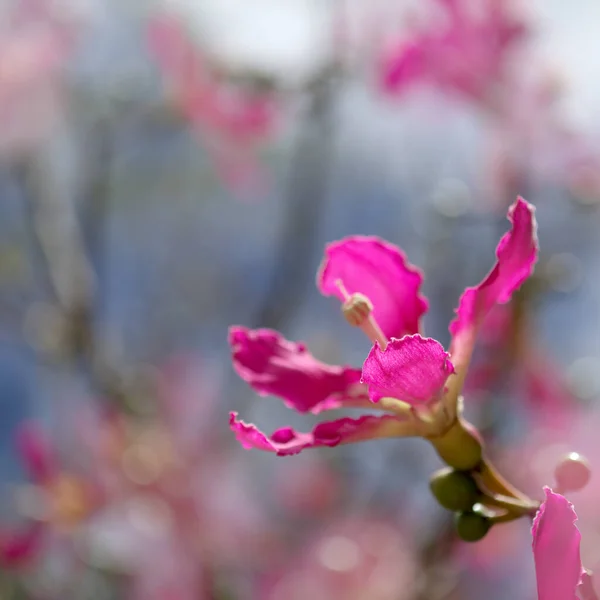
532,487,582,600
0,522,45,568
449,197,538,364
147,15,275,140
521,353,578,430
229,327,368,414
317,236,428,339
379,0,527,104
361,335,454,404
579,572,599,600
381,41,428,92
16,422,57,484
229,412,415,456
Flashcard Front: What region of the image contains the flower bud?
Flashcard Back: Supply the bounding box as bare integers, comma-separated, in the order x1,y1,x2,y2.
454,509,492,542
429,467,479,512
554,452,591,493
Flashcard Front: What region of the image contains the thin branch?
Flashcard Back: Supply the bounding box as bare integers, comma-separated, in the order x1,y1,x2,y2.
20,133,128,408
252,71,338,329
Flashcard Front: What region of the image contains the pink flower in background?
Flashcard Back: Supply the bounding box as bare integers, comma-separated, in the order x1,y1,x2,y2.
0,422,100,568
70,355,282,598
532,488,588,600
464,303,580,430
274,457,341,516
261,515,417,600
381,0,527,104
0,0,83,158
230,197,538,455
379,0,600,209
496,411,600,586
146,14,279,194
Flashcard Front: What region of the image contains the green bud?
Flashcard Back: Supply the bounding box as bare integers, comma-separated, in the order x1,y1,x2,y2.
454,510,492,542
429,467,479,512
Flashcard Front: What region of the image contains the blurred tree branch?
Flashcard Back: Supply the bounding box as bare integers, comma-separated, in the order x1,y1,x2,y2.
19,129,131,408
252,69,339,330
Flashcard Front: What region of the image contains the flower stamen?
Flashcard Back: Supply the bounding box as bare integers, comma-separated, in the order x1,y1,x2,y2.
336,280,388,350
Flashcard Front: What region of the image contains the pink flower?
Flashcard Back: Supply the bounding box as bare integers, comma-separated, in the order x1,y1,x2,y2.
0,0,81,158
260,515,417,600
464,300,580,431
230,197,538,455
0,422,99,568
0,522,45,569
381,0,527,104
146,13,278,194
532,488,588,600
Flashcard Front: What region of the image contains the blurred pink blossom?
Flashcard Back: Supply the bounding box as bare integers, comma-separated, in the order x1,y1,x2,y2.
381,0,526,105
274,457,341,516
0,0,82,159
261,515,417,600
379,0,600,207
146,13,279,195
71,355,282,598
0,422,102,569
465,303,579,429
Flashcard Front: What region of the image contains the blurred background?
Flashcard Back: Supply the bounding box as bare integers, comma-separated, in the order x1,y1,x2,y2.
1,0,600,598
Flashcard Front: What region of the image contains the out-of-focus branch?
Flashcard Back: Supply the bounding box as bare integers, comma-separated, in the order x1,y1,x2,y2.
252,69,339,329
414,519,459,600
21,149,96,355
81,117,114,317
20,135,129,407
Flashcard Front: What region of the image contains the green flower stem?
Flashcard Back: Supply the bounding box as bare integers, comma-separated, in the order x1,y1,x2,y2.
428,417,483,471
487,510,524,525
474,457,534,503
477,490,539,516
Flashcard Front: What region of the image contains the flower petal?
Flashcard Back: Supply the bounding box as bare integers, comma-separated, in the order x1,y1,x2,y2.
16,423,57,485
449,197,538,366
579,572,599,600
229,412,417,456
361,335,454,404
229,326,368,414
381,41,428,93
0,522,45,568
317,236,428,339
532,487,582,600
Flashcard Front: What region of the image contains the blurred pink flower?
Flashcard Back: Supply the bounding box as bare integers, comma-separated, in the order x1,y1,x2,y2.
0,421,101,569
0,0,81,159
71,355,281,597
465,303,579,429
0,521,45,570
381,0,527,104
379,1,600,208
274,458,341,516
146,13,279,195
230,197,538,455
261,515,417,600
502,412,600,585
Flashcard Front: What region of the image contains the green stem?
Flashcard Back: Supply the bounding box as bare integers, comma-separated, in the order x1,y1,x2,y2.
474,457,533,503
428,418,483,471
478,491,539,516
